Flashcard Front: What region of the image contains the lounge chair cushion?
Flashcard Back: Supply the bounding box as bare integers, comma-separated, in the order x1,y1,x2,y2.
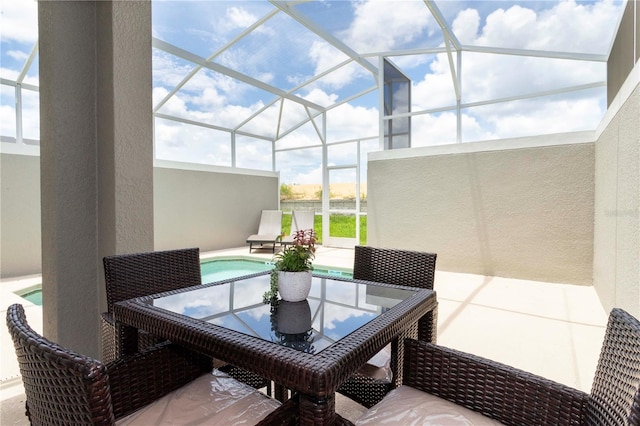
117,369,279,425
355,385,504,425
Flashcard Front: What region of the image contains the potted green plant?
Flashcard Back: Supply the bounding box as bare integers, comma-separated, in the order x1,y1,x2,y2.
264,229,317,302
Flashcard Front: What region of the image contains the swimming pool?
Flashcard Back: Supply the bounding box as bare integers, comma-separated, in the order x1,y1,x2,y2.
201,258,352,283
21,288,43,305
18,258,353,306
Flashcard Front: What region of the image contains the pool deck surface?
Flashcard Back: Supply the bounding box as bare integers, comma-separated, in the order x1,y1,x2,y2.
1,245,608,424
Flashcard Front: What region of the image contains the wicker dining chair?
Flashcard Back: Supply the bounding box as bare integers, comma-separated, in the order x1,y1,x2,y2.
355,308,640,425
6,304,281,426
337,245,438,408
101,247,203,363
101,247,270,393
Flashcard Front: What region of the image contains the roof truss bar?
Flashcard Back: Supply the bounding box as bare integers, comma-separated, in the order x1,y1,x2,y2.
0,78,38,92
17,42,38,84
274,142,325,153
362,46,449,58
386,81,606,119
153,38,325,111
154,112,275,142
276,84,376,142
270,0,379,77
362,45,607,62
288,57,354,94
276,99,285,139
305,105,324,143
425,0,461,50
425,0,461,101
275,105,324,141
325,85,378,112
461,81,606,109
238,57,353,133
154,9,280,113
461,45,608,62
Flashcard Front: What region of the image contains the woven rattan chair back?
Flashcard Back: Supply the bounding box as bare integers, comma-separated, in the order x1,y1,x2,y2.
101,248,270,393
7,304,116,425
587,307,640,425
104,247,201,312
337,246,438,408
353,246,437,290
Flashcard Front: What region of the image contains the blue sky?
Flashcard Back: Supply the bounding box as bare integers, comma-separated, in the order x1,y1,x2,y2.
1,0,626,184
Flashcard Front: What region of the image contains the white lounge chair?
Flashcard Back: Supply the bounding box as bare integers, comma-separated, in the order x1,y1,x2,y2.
246,210,283,253
281,211,315,247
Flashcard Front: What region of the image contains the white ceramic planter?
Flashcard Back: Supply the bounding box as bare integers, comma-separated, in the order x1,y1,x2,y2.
277,270,312,302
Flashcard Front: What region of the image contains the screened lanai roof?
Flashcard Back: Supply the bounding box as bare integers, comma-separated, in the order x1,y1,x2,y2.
1,0,627,181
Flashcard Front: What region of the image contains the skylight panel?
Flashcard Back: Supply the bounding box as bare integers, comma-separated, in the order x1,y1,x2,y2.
276,99,323,139
441,0,624,55
152,49,200,97
460,53,606,105
217,10,347,91
156,66,277,131
152,1,273,59
323,0,438,55
294,61,377,109
237,103,280,140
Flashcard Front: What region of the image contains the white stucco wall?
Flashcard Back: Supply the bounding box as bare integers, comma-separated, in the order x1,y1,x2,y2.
0,148,41,278
594,65,640,318
368,134,595,285
153,160,279,252
0,154,279,279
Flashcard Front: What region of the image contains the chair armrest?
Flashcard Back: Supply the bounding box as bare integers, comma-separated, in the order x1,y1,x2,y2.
106,341,212,420
402,339,589,426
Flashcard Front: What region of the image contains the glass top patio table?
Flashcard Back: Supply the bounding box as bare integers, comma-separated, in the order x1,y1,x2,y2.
113,271,437,425
148,272,418,354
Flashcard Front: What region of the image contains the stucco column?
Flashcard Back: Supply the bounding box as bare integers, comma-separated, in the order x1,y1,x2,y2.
38,1,153,358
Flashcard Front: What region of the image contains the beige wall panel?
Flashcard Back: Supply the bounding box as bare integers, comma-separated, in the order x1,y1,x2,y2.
1,153,41,278
593,120,621,310
595,83,640,317
368,143,595,285
154,166,279,252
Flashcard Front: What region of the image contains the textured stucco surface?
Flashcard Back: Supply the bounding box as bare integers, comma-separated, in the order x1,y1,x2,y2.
0,153,41,277
368,142,595,285
594,82,640,317
38,1,153,358
0,155,279,279
154,165,279,252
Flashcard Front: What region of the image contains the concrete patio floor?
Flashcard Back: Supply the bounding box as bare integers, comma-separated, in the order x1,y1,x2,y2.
1,245,608,424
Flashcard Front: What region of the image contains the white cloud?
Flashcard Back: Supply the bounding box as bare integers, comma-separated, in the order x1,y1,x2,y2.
0,0,38,44
452,8,481,44
344,1,432,52
226,6,258,29
407,0,621,143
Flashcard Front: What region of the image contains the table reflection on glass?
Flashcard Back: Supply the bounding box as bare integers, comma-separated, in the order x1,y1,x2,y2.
114,272,437,425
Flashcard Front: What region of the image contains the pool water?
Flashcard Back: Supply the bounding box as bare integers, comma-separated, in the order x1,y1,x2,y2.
19,258,352,306
201,258,352,283
21,289,43,305
201,259,274,283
